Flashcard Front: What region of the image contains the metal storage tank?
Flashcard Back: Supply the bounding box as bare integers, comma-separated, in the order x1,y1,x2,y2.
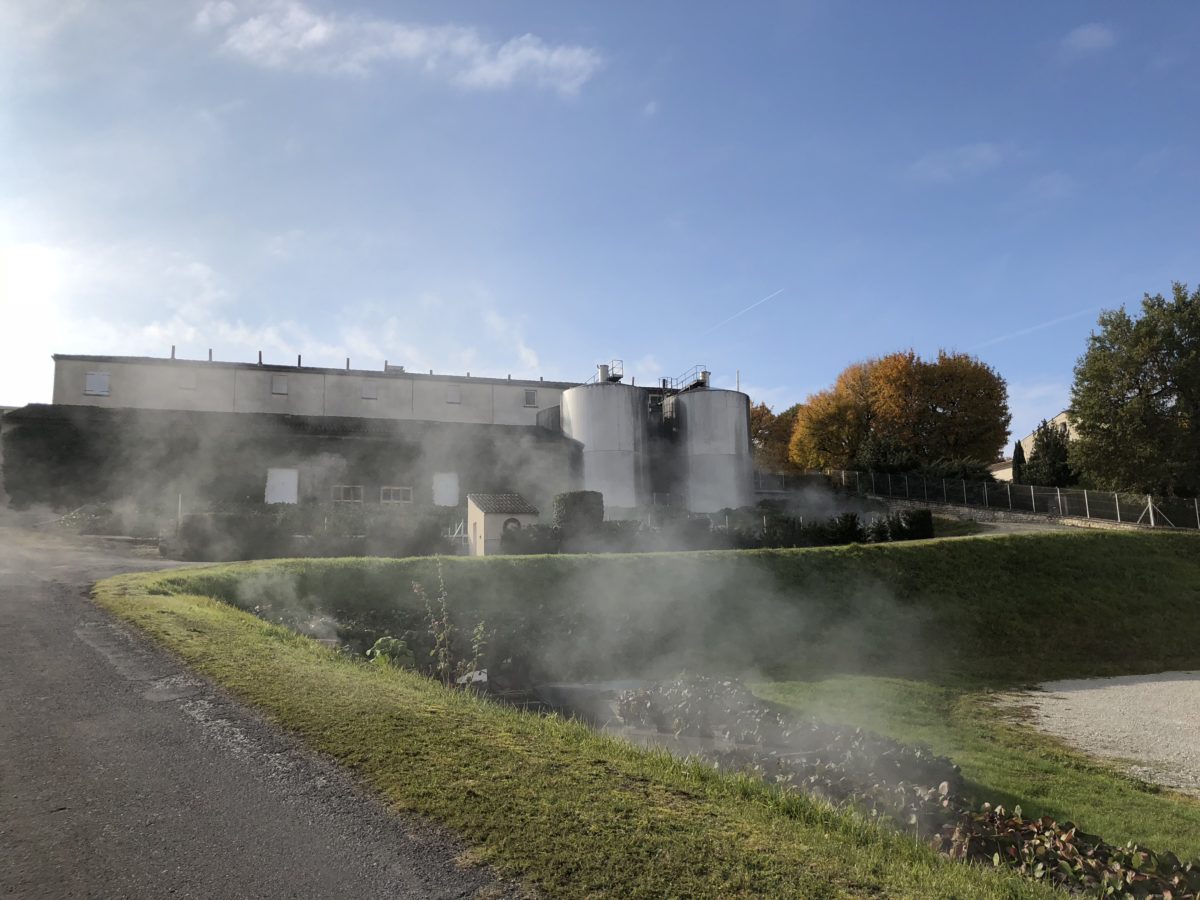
672,388,754,512
560,381,650,514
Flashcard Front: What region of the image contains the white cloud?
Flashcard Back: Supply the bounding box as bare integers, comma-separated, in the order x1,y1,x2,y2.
194,0,603,95
0,228,554,405
633,354,663,379
1060,23,1116,58
1023,171,1074,203
0,0,92,49
483,310,540,373
194,0,237,32
908,142,1009,184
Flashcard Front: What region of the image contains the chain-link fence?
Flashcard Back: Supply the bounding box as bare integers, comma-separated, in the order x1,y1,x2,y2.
824,469,1200,530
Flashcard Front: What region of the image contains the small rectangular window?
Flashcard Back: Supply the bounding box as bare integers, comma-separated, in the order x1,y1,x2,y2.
331,484,363,504
271,374,288,395
446,385,461,404
361,381,379,400
84,372,110,396
380,486,413,504
524,389,537,407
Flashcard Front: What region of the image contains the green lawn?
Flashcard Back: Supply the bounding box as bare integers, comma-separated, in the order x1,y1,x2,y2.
755,677,1200,861
96,571,1059,899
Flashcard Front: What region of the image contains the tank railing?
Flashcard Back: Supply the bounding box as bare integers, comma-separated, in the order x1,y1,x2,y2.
663,364,708,392
582,359,625,384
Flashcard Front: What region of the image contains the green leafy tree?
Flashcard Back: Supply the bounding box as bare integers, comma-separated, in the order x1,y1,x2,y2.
1021,420,1076,487
1070,283,1200,496
750,402,801,471
1011,440,1025,485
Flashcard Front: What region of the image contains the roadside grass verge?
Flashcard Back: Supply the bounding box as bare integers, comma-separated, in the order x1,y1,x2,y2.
755,677,1200,861
95,570,1060,899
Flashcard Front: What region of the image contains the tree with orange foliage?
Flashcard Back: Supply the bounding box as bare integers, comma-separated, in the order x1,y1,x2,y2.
788,350,1010,470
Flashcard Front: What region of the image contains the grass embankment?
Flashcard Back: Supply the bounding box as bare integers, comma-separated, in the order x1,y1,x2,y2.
97,531,1200,896
151,529,1200,684
96,571,1057,899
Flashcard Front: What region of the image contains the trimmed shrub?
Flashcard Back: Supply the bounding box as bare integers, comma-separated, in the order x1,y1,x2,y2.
900,508,934,540
500,524,562,555
821,512,865,545
165,506,451,561
553,491,604,534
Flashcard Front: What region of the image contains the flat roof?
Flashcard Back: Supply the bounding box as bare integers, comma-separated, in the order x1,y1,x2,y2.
52,354,579,390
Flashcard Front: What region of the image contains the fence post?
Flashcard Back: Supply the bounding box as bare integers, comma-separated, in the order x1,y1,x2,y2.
905,475,910,498
1056,487,1062,516
888,473,893,496
871,471,876,494
1006,482,1012,509
1030,484,1036,513
1148,495,1156,528
943,479,948,503
983,482,988,507
1084,489,1090,519
963,479,968,506
856,471,861,495
1115,493,1121,523
842,470,847,488
1195,497,1199,530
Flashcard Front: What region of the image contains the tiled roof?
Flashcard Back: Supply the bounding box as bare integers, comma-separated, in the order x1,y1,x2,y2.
467,493,539,515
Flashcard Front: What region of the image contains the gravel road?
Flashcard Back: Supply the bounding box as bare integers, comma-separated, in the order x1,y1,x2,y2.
1015,672,1200,797
0,524,519,899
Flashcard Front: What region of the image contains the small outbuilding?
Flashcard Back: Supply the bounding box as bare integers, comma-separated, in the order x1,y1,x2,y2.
466,493,540,556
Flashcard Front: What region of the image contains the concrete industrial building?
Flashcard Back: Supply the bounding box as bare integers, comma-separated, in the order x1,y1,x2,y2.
4,353,754,521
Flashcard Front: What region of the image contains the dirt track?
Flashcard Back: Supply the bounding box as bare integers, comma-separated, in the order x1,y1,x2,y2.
0,525,515,899
1015,672,1200,797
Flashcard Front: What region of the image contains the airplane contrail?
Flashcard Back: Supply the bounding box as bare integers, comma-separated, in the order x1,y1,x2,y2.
701,288,785,335
971,306,1101,351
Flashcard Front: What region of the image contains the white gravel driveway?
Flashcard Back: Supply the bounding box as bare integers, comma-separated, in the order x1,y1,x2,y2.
1015,671,1200,797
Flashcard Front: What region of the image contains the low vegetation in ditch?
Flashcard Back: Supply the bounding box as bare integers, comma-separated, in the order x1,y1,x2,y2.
623,676,1200,898
756,677,1200,863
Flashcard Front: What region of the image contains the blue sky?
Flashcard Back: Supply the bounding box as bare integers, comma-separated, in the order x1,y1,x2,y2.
2,2,1198,444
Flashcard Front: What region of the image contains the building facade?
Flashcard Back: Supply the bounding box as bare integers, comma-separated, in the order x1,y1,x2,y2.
4,354,755,522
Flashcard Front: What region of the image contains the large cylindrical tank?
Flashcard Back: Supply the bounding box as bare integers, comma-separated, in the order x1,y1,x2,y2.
672,389,754,512
560,382,649,514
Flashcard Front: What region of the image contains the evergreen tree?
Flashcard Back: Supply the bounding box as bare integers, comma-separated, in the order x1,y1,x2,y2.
1011,440,1025,484
1022,420,1076,487
1071,283,1200,496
